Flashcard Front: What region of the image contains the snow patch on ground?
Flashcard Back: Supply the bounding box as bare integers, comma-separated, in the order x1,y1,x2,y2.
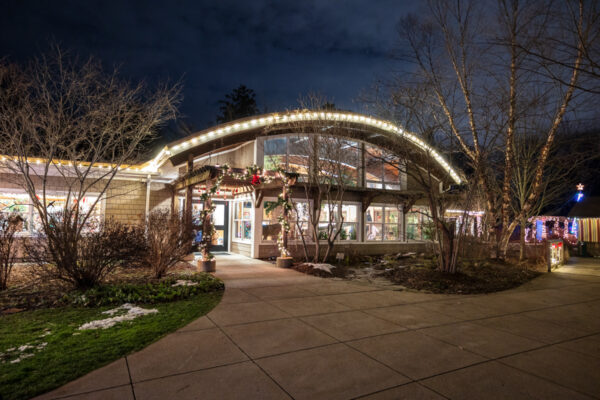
1,341,47,364
172,280,198,287
78,303,158,330
306,263,337,274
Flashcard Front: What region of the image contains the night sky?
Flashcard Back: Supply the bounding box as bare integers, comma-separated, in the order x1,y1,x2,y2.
1,0,416,132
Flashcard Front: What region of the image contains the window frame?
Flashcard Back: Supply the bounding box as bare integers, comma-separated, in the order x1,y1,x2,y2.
232,198,254,243
365,204,404,242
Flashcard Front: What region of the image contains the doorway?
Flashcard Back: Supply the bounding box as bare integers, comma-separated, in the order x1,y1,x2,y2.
210,201,229,252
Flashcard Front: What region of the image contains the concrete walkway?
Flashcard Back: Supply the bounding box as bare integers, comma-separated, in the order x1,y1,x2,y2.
38,255,600,400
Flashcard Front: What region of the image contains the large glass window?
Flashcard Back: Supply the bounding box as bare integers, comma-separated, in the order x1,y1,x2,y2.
264,137,288,171
365,145,402,190
0,193,32,233
288,136,311,176
262,200,282,241
262,200,310,242
0,193,103,234
318,138,359,187
318,203,358,241
406,206,431,240
233,200,253,241
366,205,402,241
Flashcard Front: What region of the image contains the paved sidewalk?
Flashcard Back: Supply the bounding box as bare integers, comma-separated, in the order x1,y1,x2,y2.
38,255,600,400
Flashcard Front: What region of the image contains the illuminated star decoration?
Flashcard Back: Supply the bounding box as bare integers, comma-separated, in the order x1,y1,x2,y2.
575,183,584,202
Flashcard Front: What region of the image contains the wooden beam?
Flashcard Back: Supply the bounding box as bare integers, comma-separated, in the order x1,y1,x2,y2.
254,189,265,208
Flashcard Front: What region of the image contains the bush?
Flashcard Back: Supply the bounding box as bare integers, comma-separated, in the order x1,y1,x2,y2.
145,209,194,278
61,273,223,307
28,218,146,289
0,213,20,290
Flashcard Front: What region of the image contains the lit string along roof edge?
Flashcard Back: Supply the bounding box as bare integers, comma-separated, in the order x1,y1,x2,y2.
155,111,463,184
0,111,463,184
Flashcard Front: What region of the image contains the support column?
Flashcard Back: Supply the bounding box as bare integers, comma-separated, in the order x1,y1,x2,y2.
145,174,151,220
185,154,193,231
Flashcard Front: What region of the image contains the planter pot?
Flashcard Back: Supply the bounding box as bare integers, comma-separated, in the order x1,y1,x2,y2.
276,257,293,268
198,260,216,273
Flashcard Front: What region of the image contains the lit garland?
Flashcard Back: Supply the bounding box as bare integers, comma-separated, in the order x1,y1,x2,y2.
197,164,297,260
198,164,228,261
263,168,298,258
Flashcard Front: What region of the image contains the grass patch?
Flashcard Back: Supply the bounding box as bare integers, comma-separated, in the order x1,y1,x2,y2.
0,281,223,400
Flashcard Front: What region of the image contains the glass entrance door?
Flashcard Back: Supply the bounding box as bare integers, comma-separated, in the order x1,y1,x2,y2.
210,201,229,252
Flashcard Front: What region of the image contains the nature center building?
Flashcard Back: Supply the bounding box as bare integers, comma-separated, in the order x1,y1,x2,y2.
0,111,465,259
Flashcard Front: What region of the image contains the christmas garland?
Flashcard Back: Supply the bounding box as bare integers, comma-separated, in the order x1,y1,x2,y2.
194,163,298,260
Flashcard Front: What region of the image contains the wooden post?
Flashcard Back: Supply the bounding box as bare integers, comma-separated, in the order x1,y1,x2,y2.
185,154,193,231
282,182,289,253
201,195,213,259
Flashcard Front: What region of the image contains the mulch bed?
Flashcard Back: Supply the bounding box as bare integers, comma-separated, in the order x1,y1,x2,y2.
289,254,544,294
381,260,543,294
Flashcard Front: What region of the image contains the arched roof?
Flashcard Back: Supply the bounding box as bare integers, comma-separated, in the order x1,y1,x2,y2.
144,111,464,184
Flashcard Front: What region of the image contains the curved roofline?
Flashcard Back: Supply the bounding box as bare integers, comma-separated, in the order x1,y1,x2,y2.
145,110,464,184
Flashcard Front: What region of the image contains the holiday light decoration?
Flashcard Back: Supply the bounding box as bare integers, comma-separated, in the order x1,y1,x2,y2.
576,183,585,202
143,110,464,183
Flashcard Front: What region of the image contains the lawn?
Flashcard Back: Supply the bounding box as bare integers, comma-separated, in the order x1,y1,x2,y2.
0,281,223,400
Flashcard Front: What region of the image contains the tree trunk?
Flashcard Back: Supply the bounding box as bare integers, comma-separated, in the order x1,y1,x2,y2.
519,215,527,261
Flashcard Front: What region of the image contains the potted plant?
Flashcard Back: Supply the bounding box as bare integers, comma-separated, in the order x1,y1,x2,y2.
199,251,216,272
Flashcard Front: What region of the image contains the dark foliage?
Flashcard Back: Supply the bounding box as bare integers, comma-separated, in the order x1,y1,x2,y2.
61,273,224,307
216,85,258,123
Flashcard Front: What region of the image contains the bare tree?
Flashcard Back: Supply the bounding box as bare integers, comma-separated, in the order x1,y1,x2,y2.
0,47,180,288
0,213,20,290
385,0,597,258
512,129,598,260
145,209,193,278
26,217,147,288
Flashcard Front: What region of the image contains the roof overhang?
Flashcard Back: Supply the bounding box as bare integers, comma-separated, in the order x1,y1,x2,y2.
147,110,464,184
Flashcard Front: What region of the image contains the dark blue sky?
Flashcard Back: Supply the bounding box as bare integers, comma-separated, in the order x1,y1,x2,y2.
1,0,416,131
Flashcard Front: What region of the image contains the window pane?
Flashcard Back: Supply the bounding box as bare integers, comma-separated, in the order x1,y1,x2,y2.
341,223,357,240
213,204,225,226
366,206,383,223
293,202,310,222
243,221,252,240
235,221,242,239
367,182,383,189
318,137,359,186
242,201,252,219
288,136,310,175
317,223,329,240
384,224,400,241
263,201,282,220
383,160,400,183
261,221,280,241
0,194,31,233
289,222,309,240
341,204,358,222
366,223,382,241
385,208,399,224
264,137,287,170
365,145,384,182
